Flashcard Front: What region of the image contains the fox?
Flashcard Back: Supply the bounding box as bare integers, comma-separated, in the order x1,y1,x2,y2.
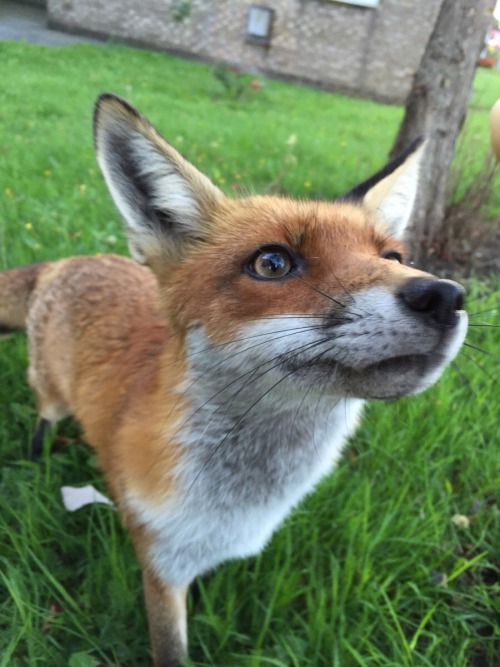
0,93,468,666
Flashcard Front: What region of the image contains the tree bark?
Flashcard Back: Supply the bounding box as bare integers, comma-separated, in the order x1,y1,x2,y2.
390,0,494,265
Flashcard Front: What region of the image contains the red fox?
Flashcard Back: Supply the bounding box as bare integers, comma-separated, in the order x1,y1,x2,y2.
0,94,467,666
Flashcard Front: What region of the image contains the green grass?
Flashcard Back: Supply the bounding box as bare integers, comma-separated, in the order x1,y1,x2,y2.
0,41,499,666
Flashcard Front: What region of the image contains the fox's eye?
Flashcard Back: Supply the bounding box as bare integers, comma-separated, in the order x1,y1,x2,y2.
382,250,403,263
247,246,295,280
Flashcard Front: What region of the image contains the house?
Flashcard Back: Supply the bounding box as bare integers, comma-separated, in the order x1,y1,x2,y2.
47,0,444,103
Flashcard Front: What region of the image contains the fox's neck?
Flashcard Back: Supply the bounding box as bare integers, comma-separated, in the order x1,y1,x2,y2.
182,325,329,422
176,327,365,479
128,328,365,587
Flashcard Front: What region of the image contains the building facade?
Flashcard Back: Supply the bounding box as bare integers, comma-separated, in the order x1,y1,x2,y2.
47,0,444,102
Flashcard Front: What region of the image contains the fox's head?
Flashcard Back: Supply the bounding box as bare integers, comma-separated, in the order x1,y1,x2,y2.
94,93,467,401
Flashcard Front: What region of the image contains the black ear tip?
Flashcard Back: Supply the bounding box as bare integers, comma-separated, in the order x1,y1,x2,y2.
413,135,425,146
94,92,140,118
93,93,144,144
407,135,426,153
338,135,426,204
95,92,120,105
94,93,120,136
95,92,121,116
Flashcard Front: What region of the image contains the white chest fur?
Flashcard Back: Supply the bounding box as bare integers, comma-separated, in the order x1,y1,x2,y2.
126,322,364,586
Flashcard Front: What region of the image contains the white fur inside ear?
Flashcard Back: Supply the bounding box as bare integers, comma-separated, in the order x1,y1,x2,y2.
363,143,426,238
130,135,203,234
115,136,204,262
97,132,204,263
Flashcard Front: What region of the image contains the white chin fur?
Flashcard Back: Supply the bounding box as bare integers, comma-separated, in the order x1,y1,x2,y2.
411,309,468,394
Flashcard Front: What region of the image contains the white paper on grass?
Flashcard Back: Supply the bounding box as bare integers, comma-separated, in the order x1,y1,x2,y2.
61,485,114,512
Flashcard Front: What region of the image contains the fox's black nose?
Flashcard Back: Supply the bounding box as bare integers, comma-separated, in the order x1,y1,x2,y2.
398,278,465,326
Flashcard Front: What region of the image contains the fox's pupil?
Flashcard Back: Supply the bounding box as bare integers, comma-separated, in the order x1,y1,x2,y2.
246,246,293,279
263,253,284,273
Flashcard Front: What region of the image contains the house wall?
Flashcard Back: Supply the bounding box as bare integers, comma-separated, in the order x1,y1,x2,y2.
47,0,442,103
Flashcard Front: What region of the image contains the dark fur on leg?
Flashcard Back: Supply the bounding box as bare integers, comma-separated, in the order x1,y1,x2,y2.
142,569,188,667
30,418,50,461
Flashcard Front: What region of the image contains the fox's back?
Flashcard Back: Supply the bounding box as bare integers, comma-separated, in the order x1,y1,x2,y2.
25,255,182,489
27,254,162,402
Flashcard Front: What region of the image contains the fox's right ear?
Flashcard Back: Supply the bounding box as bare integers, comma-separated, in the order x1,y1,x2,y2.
339,137,426,239
93,93,224,265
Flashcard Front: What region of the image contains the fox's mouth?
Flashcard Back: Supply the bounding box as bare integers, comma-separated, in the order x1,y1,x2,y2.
285,349,451,399
362,352,436,373
348,352,446,398
279,307,468,400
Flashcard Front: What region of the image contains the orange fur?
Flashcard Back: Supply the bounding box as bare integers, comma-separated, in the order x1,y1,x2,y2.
166,198,424,342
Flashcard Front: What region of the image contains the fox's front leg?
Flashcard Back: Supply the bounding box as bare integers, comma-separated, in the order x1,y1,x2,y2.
142,568,188,667
30,417,50,460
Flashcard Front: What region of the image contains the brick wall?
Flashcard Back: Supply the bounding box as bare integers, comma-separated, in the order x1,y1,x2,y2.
47,0,443,103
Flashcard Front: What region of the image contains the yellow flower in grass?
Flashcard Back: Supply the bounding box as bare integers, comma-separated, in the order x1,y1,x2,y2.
4,188,13,198
25,223,33,230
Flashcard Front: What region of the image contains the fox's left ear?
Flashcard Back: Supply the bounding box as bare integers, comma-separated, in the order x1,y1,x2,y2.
340,137,426,239
93,93,224,267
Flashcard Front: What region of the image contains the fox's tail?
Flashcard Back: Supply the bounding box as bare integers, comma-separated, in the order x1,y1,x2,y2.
0,262,48,333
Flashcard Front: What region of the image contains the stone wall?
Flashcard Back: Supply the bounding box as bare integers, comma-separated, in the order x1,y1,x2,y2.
47,0,443,103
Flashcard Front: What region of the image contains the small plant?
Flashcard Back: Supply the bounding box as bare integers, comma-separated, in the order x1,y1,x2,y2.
419,87,500,277
212,63,265,101
171,0,191,23
213,63,246,99
442,168,498,275
435,141,500,274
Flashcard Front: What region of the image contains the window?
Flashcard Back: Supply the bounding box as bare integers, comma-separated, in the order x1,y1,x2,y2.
246,6,275,46
328,0,380,8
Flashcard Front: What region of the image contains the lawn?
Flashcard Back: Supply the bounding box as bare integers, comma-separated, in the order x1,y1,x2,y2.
0,40,499,667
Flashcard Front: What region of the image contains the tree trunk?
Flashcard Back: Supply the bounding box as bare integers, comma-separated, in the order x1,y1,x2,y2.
390,0,493,265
